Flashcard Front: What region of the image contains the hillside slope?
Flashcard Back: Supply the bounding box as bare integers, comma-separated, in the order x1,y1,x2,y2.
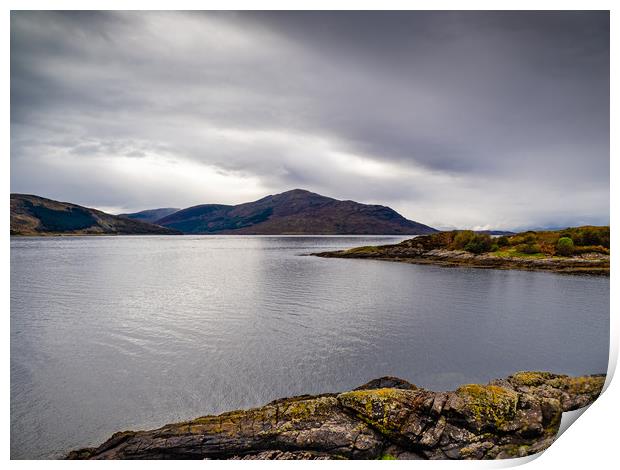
156,189,437,235
118,208,180,224
11,194,181,235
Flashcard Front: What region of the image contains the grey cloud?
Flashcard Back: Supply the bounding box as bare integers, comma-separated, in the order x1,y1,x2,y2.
10,11,609,229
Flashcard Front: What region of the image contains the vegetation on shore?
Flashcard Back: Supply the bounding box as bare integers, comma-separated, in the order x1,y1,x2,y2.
315,226,610,275
439,226,609,258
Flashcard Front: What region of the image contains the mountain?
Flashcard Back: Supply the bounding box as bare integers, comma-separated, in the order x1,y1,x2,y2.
118,208,180,224
155,189,437,235
10,194,181,236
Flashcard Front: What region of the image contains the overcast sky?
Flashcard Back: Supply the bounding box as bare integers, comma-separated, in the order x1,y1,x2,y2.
11,11,609,230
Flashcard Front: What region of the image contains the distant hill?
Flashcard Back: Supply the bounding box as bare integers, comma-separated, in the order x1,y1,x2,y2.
156,189,437,235
118,208,180,224
10,194,181,236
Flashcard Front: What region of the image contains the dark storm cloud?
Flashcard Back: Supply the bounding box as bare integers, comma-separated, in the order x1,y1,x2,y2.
10,11,609,229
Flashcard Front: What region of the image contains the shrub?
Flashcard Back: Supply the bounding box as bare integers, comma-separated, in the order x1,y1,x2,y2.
463,234,493,254
490,244,499,252
516,243,541,254
600,235,610,249
539,243,555,255
573,245,610,255
496,236,510,247
556,237,574,256
452,230,476,250
580,229,601,246
509,233,537,246
568,227,609,247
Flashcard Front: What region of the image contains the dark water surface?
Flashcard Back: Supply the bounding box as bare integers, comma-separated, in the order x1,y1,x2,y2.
10,235,609,459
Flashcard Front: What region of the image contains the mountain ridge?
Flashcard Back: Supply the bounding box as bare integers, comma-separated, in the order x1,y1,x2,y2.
118,207,180,224
155,189,437,235
10,194,181,236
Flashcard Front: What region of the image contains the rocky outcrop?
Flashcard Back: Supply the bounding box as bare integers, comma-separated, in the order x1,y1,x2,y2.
314,236,609,275
67,371,605,460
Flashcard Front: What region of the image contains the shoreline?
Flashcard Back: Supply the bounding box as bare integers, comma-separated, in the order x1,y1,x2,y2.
313,246,609,276
67,371,605,460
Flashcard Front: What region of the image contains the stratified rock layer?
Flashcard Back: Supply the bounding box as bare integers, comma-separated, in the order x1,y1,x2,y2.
67,371,605,460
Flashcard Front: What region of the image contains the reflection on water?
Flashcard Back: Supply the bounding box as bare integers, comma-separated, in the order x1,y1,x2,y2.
11,235,609,458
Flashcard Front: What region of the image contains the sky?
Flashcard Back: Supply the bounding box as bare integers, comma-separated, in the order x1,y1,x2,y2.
10,11,609,230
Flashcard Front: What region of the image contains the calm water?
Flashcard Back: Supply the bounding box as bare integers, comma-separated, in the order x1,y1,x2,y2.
11,236,609,459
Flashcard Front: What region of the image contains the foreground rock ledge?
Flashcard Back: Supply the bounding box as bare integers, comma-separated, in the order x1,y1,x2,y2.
67,372,605,460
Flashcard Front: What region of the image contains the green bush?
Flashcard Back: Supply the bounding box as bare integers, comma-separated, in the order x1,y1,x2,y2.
496,236,510,247
463,233,493,254
490,244,499,252
556,237,574,256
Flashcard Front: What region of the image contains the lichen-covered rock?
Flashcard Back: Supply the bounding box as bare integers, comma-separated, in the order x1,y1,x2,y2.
503,371,606,411
67,395,384,460
67,371,605,460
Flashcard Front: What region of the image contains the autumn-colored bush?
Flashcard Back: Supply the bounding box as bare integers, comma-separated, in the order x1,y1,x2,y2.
450,231,494,254
510,232,537,246
452,230,476,250
516,243,541,254
539,243,555,255
572,245,610,255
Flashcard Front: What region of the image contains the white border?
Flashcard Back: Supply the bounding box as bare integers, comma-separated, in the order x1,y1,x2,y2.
3,1,616,467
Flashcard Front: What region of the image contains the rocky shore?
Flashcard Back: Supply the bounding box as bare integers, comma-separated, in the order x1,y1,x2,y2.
314,237,609,275
67,371,604,460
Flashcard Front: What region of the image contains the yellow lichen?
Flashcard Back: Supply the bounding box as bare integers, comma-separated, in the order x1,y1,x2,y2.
280,397,336,422
456,384,518,428
548,375,605,395
510,371,557,387
337,388,414,437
